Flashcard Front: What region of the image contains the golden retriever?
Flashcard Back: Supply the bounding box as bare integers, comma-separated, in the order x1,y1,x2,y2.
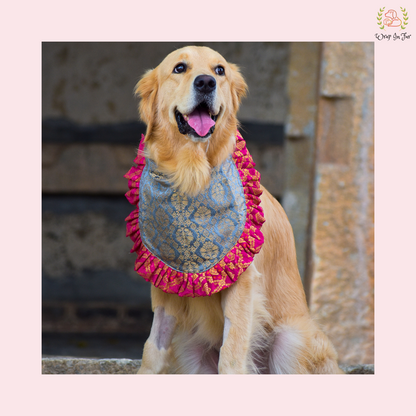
131,45,343,374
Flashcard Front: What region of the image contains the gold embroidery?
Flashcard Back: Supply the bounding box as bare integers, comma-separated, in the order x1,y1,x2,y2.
139,156,246,273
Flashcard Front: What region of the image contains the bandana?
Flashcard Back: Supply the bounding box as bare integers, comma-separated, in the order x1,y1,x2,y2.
125,132,265,297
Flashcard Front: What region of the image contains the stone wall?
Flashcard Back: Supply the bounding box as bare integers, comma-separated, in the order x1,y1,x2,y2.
283,43,374,366
308,43,374,365
42,42,289,358
42,42,289,125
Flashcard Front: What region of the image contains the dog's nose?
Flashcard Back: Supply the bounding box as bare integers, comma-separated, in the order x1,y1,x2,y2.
194,75,216,94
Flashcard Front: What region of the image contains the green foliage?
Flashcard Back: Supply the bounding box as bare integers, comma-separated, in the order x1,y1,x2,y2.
377,8,386,30
400,7,409,30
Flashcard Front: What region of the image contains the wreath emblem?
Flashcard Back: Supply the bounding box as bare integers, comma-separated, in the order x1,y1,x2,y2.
377,7,409,30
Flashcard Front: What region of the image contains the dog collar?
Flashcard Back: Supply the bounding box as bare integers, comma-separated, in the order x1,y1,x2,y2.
125,132,265,297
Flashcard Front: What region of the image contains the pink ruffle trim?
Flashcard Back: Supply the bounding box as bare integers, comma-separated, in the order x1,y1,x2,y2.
124,132,265,297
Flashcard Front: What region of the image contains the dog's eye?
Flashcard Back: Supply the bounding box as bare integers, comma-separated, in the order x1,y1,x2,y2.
173,63,187,74
215,66,225,76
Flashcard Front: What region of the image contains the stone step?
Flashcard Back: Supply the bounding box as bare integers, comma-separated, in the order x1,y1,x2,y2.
41,358,374,374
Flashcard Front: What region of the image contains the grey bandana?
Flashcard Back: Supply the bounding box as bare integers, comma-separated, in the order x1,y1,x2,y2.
139,156,247,273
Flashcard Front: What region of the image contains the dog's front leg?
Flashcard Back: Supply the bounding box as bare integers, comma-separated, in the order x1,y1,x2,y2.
138,305,177,374
218,265,257,374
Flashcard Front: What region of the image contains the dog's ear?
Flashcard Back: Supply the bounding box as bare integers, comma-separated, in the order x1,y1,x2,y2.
229,63,248,111
135,68,158,140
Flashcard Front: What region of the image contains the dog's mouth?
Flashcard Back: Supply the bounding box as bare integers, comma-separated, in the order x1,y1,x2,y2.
175,102,219,140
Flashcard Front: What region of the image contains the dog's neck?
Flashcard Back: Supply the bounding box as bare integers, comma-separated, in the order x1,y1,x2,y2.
145,131,236,197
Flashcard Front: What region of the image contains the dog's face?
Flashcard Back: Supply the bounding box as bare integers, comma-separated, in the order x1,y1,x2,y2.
136,46,247,143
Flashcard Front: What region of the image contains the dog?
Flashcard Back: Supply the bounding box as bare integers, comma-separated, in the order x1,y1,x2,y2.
128,45,343,374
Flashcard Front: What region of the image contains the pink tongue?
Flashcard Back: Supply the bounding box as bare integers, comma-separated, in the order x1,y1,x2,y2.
187,107,215,137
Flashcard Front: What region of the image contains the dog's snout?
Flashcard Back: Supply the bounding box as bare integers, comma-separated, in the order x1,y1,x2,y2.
194,75,216,94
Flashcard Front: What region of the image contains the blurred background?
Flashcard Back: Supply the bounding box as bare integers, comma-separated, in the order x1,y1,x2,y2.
42,42,374,365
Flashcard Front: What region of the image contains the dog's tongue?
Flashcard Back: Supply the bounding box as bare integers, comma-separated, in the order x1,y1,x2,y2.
187,107,215,137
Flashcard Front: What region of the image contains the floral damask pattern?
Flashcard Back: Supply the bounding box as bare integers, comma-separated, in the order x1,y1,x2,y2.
139,155,246,273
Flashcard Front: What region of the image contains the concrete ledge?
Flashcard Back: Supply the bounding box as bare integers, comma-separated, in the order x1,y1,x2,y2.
42,358,374,374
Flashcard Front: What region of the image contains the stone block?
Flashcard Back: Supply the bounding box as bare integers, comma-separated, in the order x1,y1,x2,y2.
42,143,137,194
42,196,151,304
247,142,284,197
42,120,284,197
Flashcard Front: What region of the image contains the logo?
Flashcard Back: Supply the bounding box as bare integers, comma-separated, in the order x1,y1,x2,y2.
376,7,411,40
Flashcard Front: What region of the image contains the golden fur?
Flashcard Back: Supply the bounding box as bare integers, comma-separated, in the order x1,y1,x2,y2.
135,46,343,374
